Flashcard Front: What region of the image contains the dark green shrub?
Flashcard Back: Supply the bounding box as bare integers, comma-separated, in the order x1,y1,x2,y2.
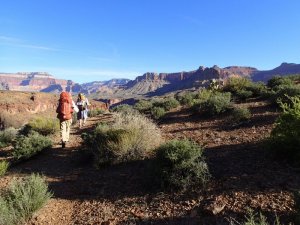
0,174,52,225
151,107,166,119
240,209,282,225
247,82,268,97
154,139,210,190
176,92,196,106
0,161,9,176
231,107,251,124
236,89,253,100
0,127,17,148
21,117,59,136
83,111,162,167
88,108,105,117
153,97,180,111
267,76,293,90
198,92,231,115
267,96,300,163
13,132,52,161
273,85,300,105
111,104,134,113
134,100,153,113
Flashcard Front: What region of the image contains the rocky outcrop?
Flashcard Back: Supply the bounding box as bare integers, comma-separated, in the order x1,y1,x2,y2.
0,72,75,92
252,63,300,82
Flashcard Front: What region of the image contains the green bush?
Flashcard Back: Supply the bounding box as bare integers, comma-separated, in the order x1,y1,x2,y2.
247,82,268,97
272,85,300,105
153,97,180,111
223,77,253,93
134,100,153,113
13,132,52,161
83,111,162,167
236,89,253,100
21,117,59,136
267,96,300,163
88,108,105,117
154,139,210,191
240,209,282,225
111,104,134,113
0,161,9,176
0,127,17,148
151,107,166,119
0,174,52,225
197,92,231,115
176,92,196,106
231,107,251,124
267,76,293,90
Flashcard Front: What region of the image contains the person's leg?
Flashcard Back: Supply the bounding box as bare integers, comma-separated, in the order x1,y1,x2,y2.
65,119,72,142
60,120,67,148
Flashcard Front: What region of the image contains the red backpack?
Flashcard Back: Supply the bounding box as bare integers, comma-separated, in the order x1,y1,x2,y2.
57,92,73,120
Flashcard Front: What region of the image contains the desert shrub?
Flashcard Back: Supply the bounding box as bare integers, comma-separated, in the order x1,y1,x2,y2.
223,77,252,93
13,132,52,161
236,89,253,100
0,161,9,176
83,111,162,166
134,100,153,113
230,107,251,124
267,96,300,163
151,107,166,119
247,82,268,97
196,92,231,115
176,92,196,106
88,108,105,117
237,209,282,225
0,174,52,225
0,127,17,148
111,104,134,113
152,97,180,111
267,76,293,90
154,139,210,191
21,117,59,136
0,112,24,129
272,85,300,105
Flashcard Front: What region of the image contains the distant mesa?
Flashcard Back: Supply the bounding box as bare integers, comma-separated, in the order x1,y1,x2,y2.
1,62,300,97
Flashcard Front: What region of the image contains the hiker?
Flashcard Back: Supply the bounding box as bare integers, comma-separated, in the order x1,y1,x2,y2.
76,93,90,128
56,91,74,148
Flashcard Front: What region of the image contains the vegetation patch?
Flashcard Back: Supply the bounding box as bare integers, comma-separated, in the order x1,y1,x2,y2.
13,132,52,161
150,106,166,119
230,106,251,124
0,127,17,148
83,111,162,167
0,174,52,225
0,160,9,176
267,96,300,163
153,139,210,191
88,108,105,117
21,117,59,136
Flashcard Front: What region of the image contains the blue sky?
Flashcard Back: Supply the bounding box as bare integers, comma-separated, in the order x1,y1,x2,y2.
1,0,300,83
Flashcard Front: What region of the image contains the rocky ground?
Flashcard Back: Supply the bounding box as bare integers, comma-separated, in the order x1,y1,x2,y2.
0,99,299,225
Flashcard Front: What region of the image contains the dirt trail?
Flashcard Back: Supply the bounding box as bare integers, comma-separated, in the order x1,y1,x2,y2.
2,114,112,225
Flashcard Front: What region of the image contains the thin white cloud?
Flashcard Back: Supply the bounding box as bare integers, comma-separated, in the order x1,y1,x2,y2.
0,35,59,51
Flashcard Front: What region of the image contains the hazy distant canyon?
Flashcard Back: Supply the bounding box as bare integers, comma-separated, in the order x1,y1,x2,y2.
1,63,300,97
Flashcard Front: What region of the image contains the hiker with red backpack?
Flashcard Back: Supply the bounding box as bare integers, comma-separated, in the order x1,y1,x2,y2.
56,91,75,148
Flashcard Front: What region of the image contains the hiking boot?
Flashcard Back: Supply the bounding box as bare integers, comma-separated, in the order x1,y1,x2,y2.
62,141,66,148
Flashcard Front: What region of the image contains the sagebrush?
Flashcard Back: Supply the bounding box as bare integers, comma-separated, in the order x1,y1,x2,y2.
0,127,17,148
154,139,210,191
83,111,162,166
13,132,52,161
0,174,52,225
